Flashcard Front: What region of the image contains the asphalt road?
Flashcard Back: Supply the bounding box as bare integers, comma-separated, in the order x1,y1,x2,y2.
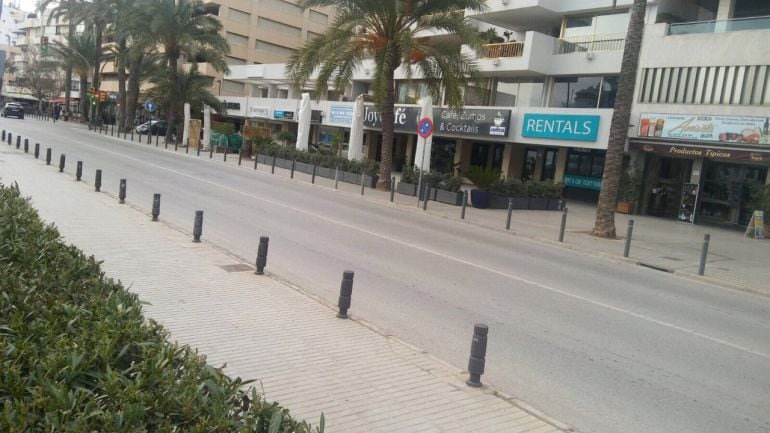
2,118,769,433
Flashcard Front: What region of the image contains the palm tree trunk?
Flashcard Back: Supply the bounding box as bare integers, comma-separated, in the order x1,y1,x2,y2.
126,53,142,131
90,23,103,126
376,68,397,190
79,74,88,121
164,56,178,143
117,35,127,131
64,23,75,118
592,0,647,239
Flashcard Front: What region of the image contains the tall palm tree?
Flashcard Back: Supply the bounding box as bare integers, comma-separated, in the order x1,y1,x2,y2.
50,30,103,119
147,64,224,121
592,0,647,238
147,0,229,142
287,0,485,190
37,0,81,117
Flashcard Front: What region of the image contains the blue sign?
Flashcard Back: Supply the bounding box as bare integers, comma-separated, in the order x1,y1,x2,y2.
329,105,353,124
144,100,156,113
522,113,600,142
273,110,294,120
564,174,602,190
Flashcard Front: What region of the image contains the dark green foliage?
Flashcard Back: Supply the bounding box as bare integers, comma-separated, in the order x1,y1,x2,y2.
400,166,462,192
251,138,379,176
490,177,527,197
489,178,564,199
748,182,770,215
0,184,323,433
465,166,502,191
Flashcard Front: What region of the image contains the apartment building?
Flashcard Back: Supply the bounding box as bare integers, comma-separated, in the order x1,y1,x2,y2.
628,0,770,227
0,2,34,102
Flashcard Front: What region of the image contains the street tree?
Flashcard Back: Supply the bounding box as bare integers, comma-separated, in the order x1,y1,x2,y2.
37,0,82,117
16,47,64,112
50,30,104,120
287,0,485,190
592,0,648,239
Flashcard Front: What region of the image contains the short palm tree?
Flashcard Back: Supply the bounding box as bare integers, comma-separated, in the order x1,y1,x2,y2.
287,0,485,190
50,31,104,119
147,0,229,142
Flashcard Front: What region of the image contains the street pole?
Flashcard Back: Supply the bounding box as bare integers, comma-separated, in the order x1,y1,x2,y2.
416,136,426,207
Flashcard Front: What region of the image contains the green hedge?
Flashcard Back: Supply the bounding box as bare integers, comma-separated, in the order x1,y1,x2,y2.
400,166,463,192
251,139,379,177
0,184,323,433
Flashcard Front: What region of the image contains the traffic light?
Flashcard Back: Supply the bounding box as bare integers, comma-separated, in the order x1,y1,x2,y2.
40,36,49,53
99,91,108,102
88,87,95,98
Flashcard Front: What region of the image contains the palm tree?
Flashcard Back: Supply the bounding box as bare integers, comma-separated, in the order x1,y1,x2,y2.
38,0,81,117
50,30,104,119
592,0,647,239
287,0,485,190
147,0,229,142
146,64,224,122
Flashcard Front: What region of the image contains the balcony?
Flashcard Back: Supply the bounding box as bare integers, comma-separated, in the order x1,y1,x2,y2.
554,33,625,54
482,41,525,59
668,15,770,35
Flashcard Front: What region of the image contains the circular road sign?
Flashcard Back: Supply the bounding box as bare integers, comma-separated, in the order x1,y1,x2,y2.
144,100,157,113
418,117,433,138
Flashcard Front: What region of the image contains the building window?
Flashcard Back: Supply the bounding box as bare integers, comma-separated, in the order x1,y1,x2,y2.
639,65,770,106
255,40,296,57
397,81,429,104
262,0,302,16
228,8,251,24
494,78,545,107
226,56,247,65
550,76,618,108
566,148,605,179
222,80,245,95
309,10,328,25
464,80,491,106
257,17,301,38
226,32,248,47
307,31,322,40
557,11,629,53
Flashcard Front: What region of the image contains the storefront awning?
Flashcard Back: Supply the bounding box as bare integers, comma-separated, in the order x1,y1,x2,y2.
629,139,770,163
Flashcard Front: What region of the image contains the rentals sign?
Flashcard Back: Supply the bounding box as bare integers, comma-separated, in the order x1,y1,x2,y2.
521,113,600,142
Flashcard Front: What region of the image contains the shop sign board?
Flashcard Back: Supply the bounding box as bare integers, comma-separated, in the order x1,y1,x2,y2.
248,106,271,118
564,174,602,190
329,105,354,125
678,184,699,224
273,110,295,120
630,141,770,162
521,113,600,142
638,113,770,145
363,105,511,138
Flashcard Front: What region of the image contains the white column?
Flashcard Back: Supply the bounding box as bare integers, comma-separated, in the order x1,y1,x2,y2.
716,0,735,20
203,105,211,150
183,103,190,146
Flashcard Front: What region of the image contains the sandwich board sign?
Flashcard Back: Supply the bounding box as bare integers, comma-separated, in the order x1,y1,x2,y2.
744,210,765,239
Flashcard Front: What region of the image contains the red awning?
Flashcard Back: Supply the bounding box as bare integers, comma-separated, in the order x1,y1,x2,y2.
48,97,66,103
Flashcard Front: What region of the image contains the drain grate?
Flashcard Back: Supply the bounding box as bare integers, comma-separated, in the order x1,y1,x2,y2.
636,262,674,273
660,256,683,262
219,264,254,273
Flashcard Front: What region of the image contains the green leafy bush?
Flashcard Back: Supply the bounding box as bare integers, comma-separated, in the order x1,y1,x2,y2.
250,139,379,176
526,180,564,199
465,166,501,191
212,121,236,135
748,182,770,215
401,165,419,184
490,178,527,196
400,166,462,192
0,184,323,433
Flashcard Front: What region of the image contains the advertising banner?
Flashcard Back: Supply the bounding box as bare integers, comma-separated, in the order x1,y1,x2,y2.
638,113,770,145
522,113,600,142
329,105,354,125
363,106,511,138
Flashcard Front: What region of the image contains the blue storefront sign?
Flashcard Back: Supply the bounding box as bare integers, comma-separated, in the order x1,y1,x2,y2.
522,113,600,142
564,174,602,190
329,105,353,124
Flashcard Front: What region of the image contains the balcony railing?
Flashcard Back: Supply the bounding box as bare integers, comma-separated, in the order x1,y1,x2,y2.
554,32,626,54
481,41,525,58
669,15,770,35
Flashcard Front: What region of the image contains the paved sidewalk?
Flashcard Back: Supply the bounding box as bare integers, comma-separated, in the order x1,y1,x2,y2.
1,146,569,432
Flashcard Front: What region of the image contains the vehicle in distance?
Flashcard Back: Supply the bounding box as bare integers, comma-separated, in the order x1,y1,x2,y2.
135,120,170,135
1,103,25,119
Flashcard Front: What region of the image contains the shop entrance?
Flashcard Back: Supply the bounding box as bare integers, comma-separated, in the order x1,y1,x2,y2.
699,161,767,226
643,156,692,218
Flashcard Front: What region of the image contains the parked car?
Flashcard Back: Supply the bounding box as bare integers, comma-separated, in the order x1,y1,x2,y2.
1,103,25,119
136,120,165,135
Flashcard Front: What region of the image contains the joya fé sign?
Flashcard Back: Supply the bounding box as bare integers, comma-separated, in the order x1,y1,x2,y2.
363,105,512,138
521,113,600,142
638,113,770,145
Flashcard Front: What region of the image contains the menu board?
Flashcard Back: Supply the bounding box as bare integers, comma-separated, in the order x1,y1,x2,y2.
745,211,765,239
638,113,770,145
678,183,699,224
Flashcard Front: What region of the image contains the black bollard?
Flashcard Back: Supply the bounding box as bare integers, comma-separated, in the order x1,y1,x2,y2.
224,145,229,162
151,193,161,221
119,179,127,203
197,144,201,157
505,198,513,230
467,324,489,387
312,165,317,183
76,161,83,181
46,148,52,165
290,159,295,178
461,191,468,219
95,169,102,191
422,182,429,211
111,124,114,136
623,219,634,258
7,133,11,145
131,129,134,141
59,154,66,172
336,270,354,319
558,207,568,242
23,139,28,153
16,135,20,149
123,129,127,140
192,210,203,242
185,140,189,154
174,140,178,152
238,151,242,165
209,144,214,159
253,154,258,170
147,131,151,145
155,133,159,147
2,130,5,141
271,156,276,174
360,173,365,195
390,176,396,202
698,233,710,276
34,143,40,159
334,167,339,189
255,236,269,275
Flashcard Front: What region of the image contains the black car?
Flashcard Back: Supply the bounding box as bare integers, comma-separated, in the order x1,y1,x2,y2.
1,103,25,119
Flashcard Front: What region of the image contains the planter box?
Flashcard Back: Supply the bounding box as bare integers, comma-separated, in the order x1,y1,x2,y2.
548,199,564,211
397,182,418,196
432,188,463,206
276,158,294,170
257,154,269,164
340,171,378,188
295,161,315,175
528,198,549,210
471,189,491,209
316,166,333,179
616,201,635,214
489,194,529,209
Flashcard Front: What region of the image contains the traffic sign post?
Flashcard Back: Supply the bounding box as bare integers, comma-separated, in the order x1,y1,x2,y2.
144,100,156,113
416,117,434,207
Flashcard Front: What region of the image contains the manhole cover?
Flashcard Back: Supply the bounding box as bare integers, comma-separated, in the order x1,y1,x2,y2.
219,264,254,272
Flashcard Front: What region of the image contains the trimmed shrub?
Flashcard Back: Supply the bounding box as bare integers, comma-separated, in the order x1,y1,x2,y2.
0,184,324,433
250,139,378,176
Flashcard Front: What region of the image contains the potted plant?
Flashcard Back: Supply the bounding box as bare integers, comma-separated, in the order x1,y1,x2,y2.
527,181,549,210
397,165,419,196
617,163,643,214
465,166,501,209
545,182,565,210
489,178,529,209
430,172,464,206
